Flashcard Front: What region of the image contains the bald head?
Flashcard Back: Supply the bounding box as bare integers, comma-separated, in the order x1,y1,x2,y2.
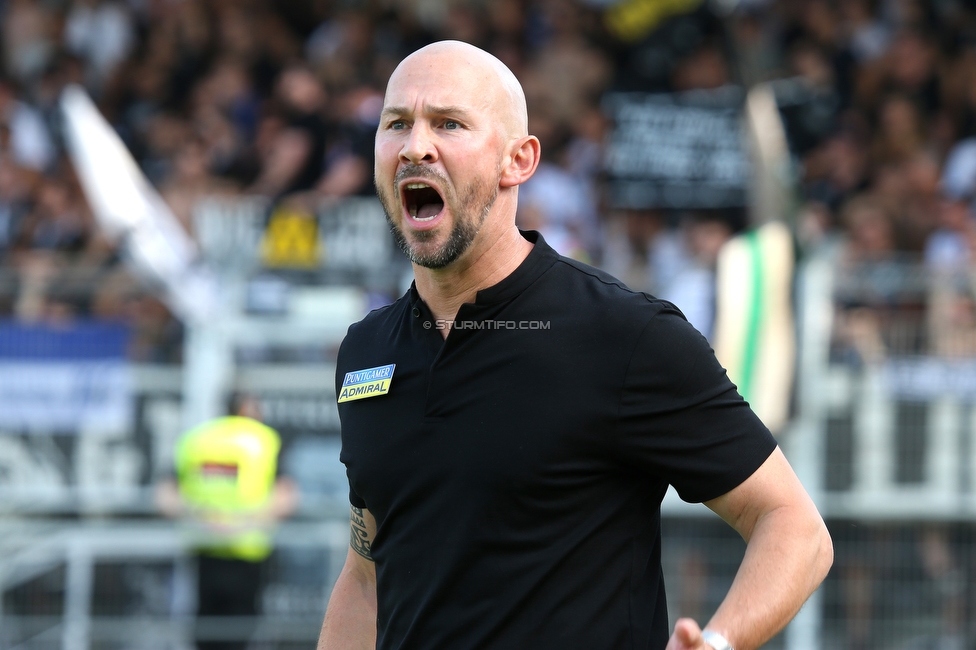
387,40,529,138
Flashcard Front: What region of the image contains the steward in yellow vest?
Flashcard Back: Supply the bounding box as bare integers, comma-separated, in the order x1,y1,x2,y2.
175,415,283,561
157,403,298,650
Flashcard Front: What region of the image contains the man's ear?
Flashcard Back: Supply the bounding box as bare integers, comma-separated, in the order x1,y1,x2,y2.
500,135,541,188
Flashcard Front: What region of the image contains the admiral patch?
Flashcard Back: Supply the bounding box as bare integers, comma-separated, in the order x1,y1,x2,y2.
338,364,395,403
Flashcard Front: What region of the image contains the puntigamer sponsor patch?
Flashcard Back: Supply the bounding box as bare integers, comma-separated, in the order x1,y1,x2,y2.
338,364,396,403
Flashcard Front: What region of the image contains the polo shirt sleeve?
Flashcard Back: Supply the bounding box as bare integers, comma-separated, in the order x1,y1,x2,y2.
348,480,367,509
615,305,777,503
335,331,369,510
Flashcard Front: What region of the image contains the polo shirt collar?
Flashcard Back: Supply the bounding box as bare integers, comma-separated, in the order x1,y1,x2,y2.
408,230,559,308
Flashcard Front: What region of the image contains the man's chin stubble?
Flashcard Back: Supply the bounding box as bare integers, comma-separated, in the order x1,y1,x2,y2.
393,226,472,270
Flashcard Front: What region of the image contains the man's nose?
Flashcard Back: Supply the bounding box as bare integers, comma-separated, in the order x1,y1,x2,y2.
400,122,438,165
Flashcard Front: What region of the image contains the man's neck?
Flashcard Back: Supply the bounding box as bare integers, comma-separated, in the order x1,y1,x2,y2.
414,226,533,338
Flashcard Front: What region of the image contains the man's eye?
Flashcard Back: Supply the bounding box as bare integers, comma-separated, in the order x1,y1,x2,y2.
444,120,460,130
390,120,407,130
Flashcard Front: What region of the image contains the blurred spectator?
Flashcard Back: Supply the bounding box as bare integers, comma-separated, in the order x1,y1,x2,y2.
656,211,737,341
0,75,56,172
926,139,976,268
186,68,255,187
0,160,34,254
521,1,612,128
599,208,674,294
832,192,918,363
246,64,331,198
927,268,976,358
839,0,891,65
925,193,975,272
161,136,241,237
855,27,940,121
139,112,192,185
16,175,92,254
63,0,136,91
156,393,299,650
839,192,900,268
796,198,839,252
672,42,730,91
924,138,976,358
870,93,926,165
728,5,784,87
8,169,115,323
314,82,376,200
516,114,599,261
803,120,872,213
2,0,58,83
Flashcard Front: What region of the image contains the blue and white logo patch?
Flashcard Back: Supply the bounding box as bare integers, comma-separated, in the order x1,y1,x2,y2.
337,364,395,403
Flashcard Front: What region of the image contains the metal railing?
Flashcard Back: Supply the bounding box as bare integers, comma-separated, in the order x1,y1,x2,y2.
0,519,348,650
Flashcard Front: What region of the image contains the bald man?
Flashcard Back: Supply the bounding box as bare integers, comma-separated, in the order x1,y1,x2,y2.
317,41,832,650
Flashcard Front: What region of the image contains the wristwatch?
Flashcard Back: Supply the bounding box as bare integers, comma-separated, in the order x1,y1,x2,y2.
702,630,734,650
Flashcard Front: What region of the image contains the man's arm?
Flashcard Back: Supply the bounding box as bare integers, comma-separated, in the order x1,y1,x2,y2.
318,505,378,650
667,447,833,650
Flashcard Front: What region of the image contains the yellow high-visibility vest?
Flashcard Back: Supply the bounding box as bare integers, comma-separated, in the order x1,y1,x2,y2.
175,416,281,561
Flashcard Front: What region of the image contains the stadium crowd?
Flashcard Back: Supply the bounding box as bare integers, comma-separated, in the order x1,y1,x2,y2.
0,0,975,360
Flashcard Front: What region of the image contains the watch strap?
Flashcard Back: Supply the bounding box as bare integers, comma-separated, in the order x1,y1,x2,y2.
701,630,734,650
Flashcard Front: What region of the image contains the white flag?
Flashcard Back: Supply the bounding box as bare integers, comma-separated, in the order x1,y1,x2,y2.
60,84,218,324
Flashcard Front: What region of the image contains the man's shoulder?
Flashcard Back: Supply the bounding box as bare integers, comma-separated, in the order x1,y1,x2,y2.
338,294,409,354
546,254,685,319
354,293,410,330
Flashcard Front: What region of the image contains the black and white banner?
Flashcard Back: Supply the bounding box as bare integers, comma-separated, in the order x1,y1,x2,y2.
603,86,750,210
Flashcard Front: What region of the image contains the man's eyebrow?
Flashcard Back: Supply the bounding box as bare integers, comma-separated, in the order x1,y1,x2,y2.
380,106,408,118
380,104,474,119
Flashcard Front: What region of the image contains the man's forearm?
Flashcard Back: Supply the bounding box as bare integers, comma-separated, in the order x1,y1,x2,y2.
317,561,377,650
705,503,833,650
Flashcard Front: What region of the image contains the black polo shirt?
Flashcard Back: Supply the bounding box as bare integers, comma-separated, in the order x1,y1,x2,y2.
336,230,777,650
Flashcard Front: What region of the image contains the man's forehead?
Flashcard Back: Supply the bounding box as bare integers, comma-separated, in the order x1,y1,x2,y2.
383,61,492,113
387,52,490,95
395,42,493,77
382,42,528,135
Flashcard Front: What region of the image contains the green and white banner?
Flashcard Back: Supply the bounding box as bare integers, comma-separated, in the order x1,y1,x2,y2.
713,221,795,434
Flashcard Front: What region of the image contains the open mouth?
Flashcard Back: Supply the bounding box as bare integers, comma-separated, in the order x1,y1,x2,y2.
403,182,445,222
